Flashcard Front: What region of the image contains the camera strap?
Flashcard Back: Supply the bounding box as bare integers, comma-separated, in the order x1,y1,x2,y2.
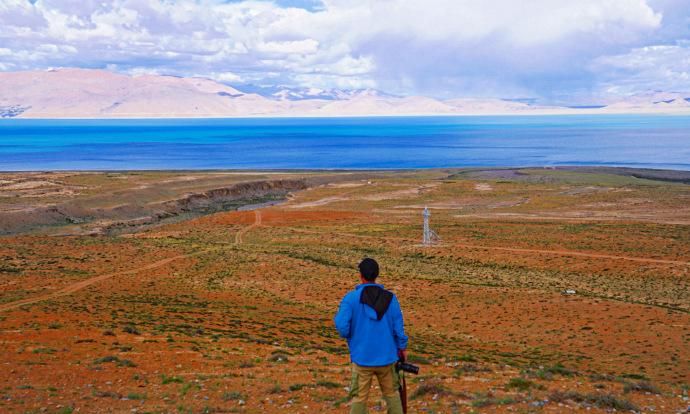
399,371,407,414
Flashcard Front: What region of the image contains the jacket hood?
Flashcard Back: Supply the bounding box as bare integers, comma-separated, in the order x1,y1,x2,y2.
359,284,394,321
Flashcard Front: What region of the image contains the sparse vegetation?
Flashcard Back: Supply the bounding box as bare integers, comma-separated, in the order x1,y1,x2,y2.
268,353,289,363
471,393,515,408
289,383,308,392
93,355,137,367
32,347,56,354
0,265,21,273
222,391,245,401
411,382,453,399
549,390,639,411
505,377,536,392
316,380,340,389
529,363,576,380
161,374,184,384
1,169,688,412
623,380,661,394
127,392,146,400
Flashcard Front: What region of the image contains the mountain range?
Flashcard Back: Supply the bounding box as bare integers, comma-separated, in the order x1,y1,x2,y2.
1,68,689,118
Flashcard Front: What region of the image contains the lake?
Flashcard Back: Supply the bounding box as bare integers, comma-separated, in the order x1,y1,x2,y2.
1,115,689,171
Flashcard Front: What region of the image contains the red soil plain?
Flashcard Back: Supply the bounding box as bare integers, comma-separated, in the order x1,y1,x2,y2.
0,168,689,414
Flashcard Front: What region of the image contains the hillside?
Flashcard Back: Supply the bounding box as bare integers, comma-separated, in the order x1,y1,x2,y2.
0,168,688,413
3,68,690,118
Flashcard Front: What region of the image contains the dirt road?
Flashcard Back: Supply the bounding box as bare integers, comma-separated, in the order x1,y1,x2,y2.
0,210,264,312
235,210,262,244
288,227,689,266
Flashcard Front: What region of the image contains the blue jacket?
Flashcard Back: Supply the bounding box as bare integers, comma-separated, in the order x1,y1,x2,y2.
334,283,408,367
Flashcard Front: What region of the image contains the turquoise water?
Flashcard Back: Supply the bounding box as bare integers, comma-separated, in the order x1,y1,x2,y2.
0,115,689,171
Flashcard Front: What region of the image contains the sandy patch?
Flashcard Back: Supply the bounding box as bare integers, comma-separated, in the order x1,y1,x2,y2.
361,183,439,201
560,186,612,196
474,183,493,191
288,196,348,208
395,202,468,209
326,182,367,188
2,180,61,190
489,198,529,208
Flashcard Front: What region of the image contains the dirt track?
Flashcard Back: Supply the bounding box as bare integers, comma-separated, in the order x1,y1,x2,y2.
2,168,689,413
288,227,689,266
0,210,264,312
234,210,262,244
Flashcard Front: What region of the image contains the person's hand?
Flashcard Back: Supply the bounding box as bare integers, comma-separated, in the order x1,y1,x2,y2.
398,349,407,362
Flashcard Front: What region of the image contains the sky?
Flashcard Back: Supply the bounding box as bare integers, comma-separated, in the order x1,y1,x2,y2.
0,0,689,104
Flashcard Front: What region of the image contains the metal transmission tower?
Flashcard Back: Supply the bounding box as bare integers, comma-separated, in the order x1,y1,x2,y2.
422,207,440,245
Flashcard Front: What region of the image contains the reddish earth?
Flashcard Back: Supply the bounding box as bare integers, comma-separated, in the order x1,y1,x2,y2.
1,169,689,413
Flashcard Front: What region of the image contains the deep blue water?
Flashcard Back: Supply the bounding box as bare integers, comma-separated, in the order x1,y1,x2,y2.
1,115,689,171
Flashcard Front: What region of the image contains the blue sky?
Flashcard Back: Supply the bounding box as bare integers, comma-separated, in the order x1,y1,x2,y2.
1,0,689,104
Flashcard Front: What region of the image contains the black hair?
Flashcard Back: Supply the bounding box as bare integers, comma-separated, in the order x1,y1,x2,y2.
358,258,379,281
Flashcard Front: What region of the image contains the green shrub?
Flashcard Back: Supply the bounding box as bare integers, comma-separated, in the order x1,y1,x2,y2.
471,394,514,408
407,354,431,365
506,377,535,392
457,354,477,362
269,353,289,363
127,393,146,400
93,355,137,367
162,374,184,384
316,380,340,389
289,383,307,392
0,265,21,273
32,347,56,354
623,380,660,394
222,391,245,401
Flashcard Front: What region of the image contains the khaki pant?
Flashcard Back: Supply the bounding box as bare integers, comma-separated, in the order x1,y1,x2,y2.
349,363,403,414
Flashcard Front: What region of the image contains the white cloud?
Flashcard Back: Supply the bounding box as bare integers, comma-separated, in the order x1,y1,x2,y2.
324,0,660,45
0,0,682,102
212,71,243,83
591,41,690,94
257,39,319,54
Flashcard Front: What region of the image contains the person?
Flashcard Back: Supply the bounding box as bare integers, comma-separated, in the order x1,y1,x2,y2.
334,258,408,414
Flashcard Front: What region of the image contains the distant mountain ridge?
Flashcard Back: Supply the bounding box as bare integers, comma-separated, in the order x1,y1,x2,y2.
1,68,689,118
237,84,396,101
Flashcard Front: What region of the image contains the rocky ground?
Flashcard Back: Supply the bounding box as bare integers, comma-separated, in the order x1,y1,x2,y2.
0,168,689,413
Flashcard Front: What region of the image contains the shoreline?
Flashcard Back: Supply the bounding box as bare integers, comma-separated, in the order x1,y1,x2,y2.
2,165,690,173
5,110,690,120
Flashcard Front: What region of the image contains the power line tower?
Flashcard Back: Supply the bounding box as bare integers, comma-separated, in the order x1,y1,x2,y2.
422,207,440,245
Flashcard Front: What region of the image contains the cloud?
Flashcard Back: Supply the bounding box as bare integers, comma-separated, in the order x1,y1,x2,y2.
0,0,685,102
591,41,690,95
211,71,244,83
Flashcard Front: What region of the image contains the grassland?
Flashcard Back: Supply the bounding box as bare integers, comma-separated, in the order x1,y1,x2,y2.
0,168,688,413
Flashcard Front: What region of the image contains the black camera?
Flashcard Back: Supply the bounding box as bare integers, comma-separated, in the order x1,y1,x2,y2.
396,361,420,375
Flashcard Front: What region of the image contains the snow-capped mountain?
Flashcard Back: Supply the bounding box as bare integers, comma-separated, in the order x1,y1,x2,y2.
236,84,396,101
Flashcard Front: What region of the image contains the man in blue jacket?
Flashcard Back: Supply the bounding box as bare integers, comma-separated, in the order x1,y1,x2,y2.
334,258,408,414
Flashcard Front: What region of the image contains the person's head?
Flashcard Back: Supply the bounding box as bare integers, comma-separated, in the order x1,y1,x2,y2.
358,258,379,283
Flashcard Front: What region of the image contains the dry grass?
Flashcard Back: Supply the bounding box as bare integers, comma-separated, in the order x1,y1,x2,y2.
0,168,688,413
